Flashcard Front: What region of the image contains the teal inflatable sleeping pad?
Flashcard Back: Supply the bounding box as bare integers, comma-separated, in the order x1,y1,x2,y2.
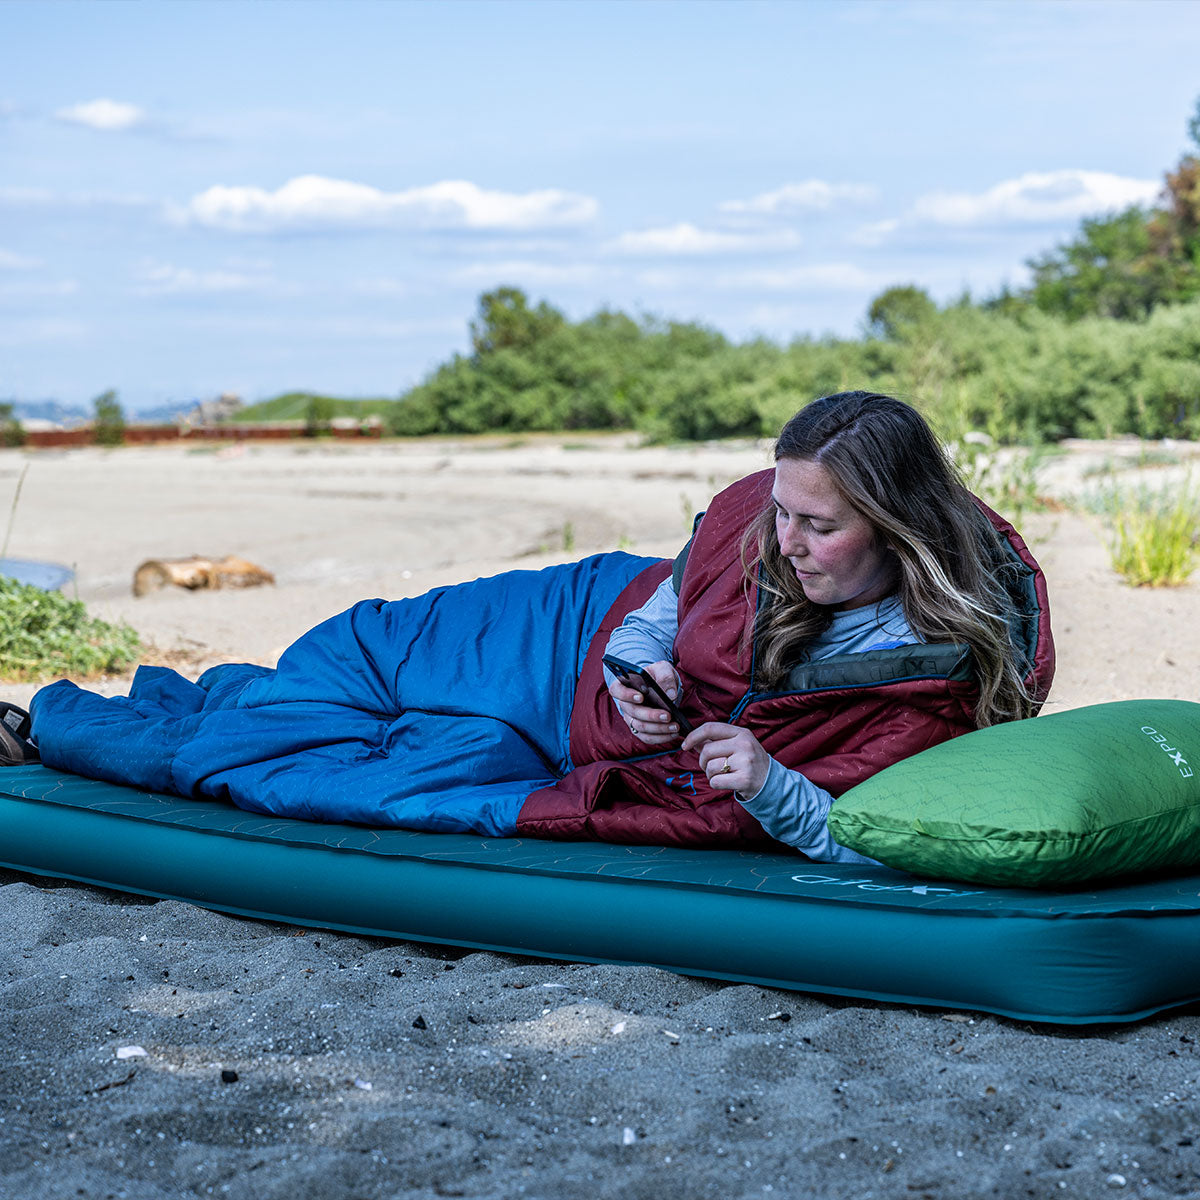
4,763,1200,1025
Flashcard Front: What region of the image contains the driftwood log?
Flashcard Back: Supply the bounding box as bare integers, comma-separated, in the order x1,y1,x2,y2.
133,556,275,598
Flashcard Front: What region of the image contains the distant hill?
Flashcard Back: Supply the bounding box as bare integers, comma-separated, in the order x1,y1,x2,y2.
5,399,90,426
235,392,396,422
132,400,202,424
4,398,204,426
5,394,393,429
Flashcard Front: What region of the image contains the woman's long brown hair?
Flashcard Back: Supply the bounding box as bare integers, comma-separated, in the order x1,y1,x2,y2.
741,391,1034,727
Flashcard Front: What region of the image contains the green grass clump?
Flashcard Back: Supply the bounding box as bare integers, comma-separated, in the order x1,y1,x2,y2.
0,576,142,680
1086,477,1200,587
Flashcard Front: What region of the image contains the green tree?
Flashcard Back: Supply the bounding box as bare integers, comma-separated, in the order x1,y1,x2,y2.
865,285,937,340
1146,154,1200,303
304,393,336,436
470,287,566,356
93,389,126,446
1023,207,1174,320
1017,94,1200,320
0,402,25,448
389,292,740,437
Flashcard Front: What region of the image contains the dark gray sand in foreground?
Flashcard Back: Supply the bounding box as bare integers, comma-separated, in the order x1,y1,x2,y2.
3,869,1199,1199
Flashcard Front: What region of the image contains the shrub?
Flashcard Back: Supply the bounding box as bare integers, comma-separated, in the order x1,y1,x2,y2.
0,403,25,448
384,287,1200,446
304,393,336,436
0,577,141,679
1085,476,1200,587
93,389,126,447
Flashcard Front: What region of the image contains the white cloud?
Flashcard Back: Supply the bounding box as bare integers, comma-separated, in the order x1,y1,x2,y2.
720,181,877,216
718,262,882,291
848,218,901,248
450,260,606,286
178,175,598,233
608,223,801,256
912,169,1159,226
0,248,41,270
55,98,147,132
134,262,272,295
0,186,153,210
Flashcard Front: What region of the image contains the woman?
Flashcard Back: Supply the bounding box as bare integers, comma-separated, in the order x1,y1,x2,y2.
29,392,1053,856
598,390,1054,861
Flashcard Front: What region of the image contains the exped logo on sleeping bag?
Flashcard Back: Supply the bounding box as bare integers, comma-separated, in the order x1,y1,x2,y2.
1141,726,1194,778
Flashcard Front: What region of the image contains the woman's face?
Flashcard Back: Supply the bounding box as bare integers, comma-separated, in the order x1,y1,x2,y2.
772,457,896,611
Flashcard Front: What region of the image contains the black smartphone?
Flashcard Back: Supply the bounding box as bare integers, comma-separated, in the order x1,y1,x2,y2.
602,654,694,734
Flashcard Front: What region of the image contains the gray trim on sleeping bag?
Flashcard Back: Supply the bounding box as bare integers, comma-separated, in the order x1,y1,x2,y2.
980,511,1042,677
783,643,974,693
671,511,706,593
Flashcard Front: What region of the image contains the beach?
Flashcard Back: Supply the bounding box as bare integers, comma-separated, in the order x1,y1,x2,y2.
3,435,1200,1199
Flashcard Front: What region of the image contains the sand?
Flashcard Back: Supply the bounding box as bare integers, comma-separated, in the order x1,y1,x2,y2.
3,435,1200,1199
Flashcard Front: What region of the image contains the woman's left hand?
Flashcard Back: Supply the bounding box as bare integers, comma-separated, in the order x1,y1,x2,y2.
682,722,772,798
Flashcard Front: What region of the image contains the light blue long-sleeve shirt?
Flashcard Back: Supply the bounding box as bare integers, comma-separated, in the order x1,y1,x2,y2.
603,576,916,863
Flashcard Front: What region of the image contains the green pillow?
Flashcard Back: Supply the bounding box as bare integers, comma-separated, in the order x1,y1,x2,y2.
828,699,1200,888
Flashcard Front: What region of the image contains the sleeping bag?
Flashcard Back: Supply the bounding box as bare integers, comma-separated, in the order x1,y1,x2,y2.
28,471,1055,850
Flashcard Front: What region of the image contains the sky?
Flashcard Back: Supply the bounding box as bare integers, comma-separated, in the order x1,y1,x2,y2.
3,0,1200,413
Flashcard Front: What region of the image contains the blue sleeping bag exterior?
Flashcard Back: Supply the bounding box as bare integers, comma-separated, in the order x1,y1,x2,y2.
31,552,658,837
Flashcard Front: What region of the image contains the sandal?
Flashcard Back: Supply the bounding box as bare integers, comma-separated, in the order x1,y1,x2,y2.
0,702,39,766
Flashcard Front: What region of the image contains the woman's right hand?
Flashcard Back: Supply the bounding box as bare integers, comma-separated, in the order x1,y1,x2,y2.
607,660,684,746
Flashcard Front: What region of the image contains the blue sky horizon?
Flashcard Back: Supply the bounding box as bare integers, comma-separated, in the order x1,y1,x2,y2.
4,0,1200,413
